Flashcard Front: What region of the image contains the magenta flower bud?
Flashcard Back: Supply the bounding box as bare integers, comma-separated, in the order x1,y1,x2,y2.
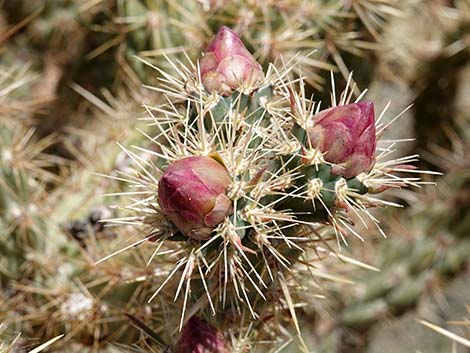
174,317,227,353
158,156,233,240
199,26,263,94
308,101,376,178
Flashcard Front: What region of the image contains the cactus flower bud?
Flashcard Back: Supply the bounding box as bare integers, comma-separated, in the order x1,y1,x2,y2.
199,26,263,94
158,156,233,240
174,317,227,353
308,101,376,178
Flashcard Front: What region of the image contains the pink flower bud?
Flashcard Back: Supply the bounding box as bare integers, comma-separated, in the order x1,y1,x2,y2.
174,317,227,353
199,26,263,94
308,101,376,178
158,156,233,240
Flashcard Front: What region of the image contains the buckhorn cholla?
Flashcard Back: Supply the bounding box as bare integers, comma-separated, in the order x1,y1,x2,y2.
99,26,431,351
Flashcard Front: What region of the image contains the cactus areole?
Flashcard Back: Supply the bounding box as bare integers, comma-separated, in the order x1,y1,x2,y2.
158,156,233,240
199,26,263,95
308,101,377,178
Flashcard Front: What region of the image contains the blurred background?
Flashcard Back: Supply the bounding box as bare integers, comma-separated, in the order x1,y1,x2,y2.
0,0,469,352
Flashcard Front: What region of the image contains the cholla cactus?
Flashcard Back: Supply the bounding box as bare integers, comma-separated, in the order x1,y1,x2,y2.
100,26,431,351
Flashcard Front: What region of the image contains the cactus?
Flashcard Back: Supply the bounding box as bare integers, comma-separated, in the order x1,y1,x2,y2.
94,26,432,351
2,1,467,352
